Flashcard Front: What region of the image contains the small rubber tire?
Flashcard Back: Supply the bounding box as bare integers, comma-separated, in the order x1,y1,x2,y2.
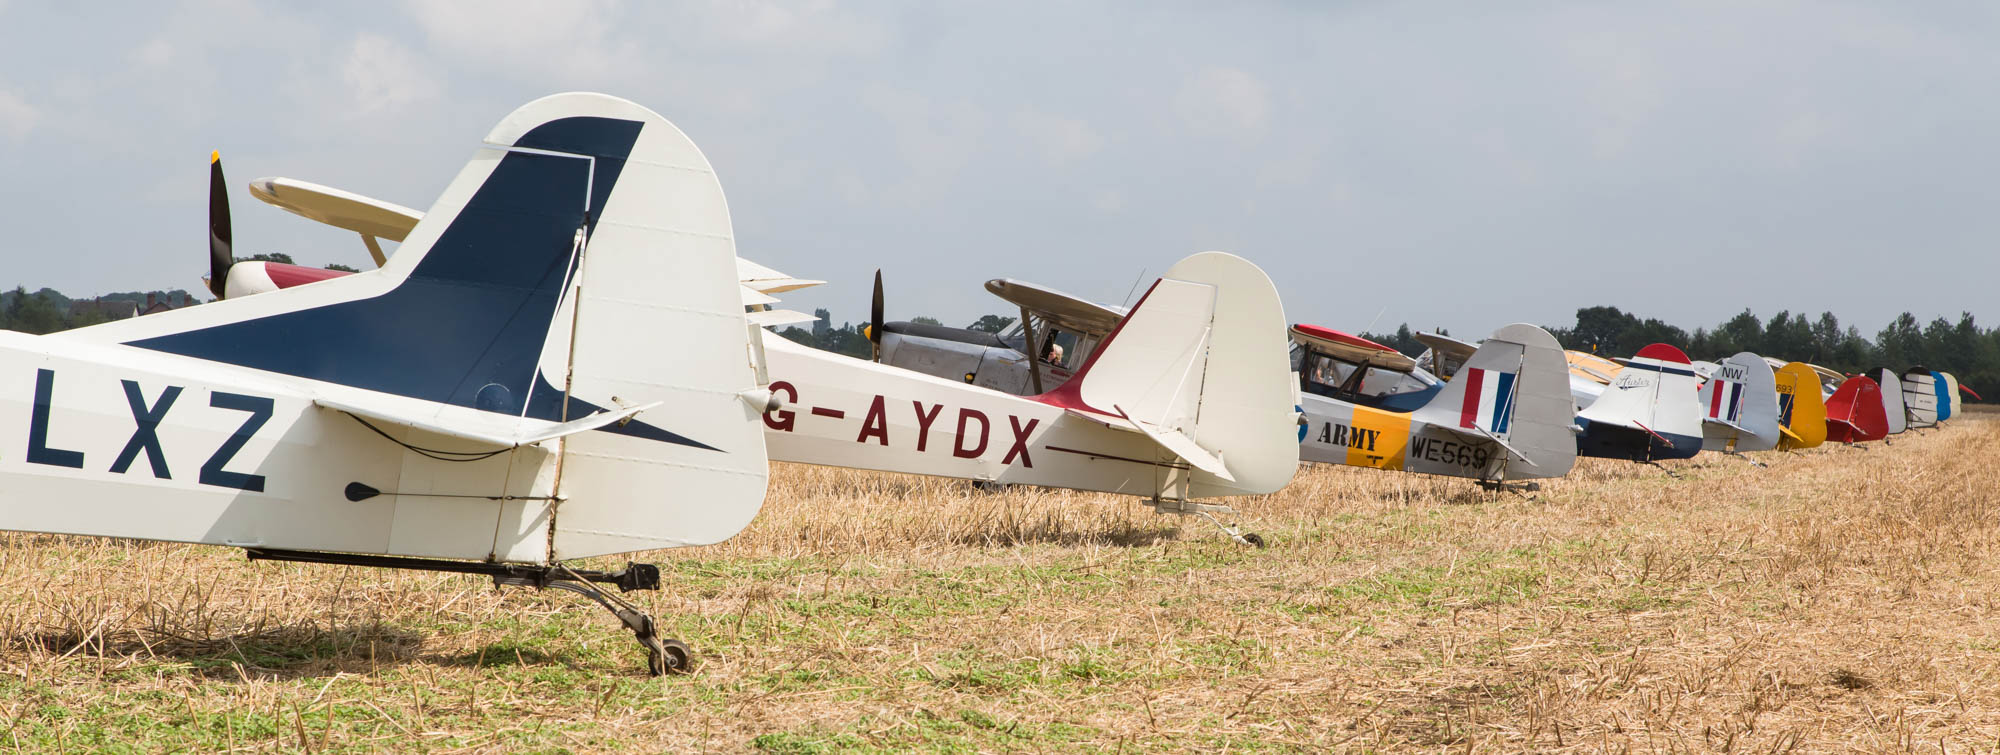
654,638,693,675
1242,533,1267,549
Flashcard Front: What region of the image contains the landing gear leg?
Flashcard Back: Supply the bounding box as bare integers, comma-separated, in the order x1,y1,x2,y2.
1150,497,1266,548
245,549,692,676
1724,452,1767,468
1639,460,1682,479
1195,511,1267,548
502,566,692,676
1476,480,1541,497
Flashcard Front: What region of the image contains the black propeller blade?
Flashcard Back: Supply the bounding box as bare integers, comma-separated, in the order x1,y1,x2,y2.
208,151,233,299
869,269,885,362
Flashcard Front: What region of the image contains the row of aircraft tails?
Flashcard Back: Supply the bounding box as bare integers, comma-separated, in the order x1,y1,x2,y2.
6,93,1978,675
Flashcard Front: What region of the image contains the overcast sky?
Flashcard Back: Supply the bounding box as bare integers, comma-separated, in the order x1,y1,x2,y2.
0,1,1994,339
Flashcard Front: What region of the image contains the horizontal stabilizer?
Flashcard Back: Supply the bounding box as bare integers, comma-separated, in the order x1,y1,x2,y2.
316,397,660,448
736,258,825,294
746,309,817,327
1436,422,1538,467
1056,405,1235,481
1703,415,1750,434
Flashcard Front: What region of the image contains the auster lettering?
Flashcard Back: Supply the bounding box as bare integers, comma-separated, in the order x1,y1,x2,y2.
856,395,889,445
911,401,943,452
953,409,989,459
1002,416,1038,467
27,368,83,469
110,380,183,479
763,380,798,431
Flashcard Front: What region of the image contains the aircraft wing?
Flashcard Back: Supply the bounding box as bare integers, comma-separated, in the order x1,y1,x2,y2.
984,278,1126,336
245,177,828,298
315,396,661,448
1057,405,1235,482
250,178,424,241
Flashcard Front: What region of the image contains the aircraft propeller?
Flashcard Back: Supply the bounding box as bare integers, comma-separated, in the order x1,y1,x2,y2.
208,151,234,299
868,269,884,362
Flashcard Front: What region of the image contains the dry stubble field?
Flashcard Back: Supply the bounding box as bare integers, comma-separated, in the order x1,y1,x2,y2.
0,411,1996,752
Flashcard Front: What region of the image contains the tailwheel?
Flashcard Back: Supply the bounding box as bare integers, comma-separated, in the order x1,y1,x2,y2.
651,638,693,675
1241,532,1268,549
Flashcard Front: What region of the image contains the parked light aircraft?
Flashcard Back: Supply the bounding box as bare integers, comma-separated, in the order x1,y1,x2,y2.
1774,362,1829,450
1872,367,1909,437
1823,376,1889,443
156,93,1304,673
1574,344,1704,462
1293,323,1577,483
50,93,784,675
1696,352,1782,453
866,278,1125,395
1900,368,1942,428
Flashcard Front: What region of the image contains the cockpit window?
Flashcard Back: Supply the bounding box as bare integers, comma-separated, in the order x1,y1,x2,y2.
1041,329,1081,369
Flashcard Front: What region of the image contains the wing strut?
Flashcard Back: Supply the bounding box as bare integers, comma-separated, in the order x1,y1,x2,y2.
1020,306,1043,394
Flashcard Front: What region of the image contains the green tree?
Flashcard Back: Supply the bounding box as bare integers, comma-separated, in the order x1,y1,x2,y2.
968,314,1015,333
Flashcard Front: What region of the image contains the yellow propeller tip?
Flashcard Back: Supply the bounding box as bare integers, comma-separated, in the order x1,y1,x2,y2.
210,150,220,163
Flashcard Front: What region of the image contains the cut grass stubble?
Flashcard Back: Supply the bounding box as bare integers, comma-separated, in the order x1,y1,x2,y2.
0,414,1996,750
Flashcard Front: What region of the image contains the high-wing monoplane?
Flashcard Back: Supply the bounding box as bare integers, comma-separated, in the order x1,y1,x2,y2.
866,278,1126,395
1574,344,1704,462
1696,352,1782,453
1293,323,1577,483
1774,362,1829,450
139,93,1307,673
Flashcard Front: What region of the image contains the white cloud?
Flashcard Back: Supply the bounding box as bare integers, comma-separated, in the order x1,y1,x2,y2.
341,34,440,118
693,0,889,56
1012,109,1103,163
0,88,39,143
859,84,988,205
403,0,643,86
1174,66,1270,138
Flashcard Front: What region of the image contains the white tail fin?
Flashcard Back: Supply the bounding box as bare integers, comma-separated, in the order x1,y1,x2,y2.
1036,252,1297,495
1410,324,1576,478
1577,344,1704,460
67,93,770,559
1875,367,1908,434
1698,352,1780,452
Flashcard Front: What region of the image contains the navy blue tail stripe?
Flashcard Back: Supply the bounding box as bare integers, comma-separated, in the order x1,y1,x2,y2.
130,116,714,451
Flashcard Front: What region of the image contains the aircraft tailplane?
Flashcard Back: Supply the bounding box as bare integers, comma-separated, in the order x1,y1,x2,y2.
1035,252,1298,496
60,93,772,560
1408,324,1577,478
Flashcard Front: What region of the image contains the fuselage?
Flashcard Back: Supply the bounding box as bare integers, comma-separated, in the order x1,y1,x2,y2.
0,332,559,562
759,335,1281,500
1297,393,1532,480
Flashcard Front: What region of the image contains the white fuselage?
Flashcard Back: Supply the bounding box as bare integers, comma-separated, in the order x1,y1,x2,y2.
759,335,1268,501
0,332,559,562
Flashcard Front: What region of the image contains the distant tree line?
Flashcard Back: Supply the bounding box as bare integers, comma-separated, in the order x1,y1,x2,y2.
0,286,203,334
1366,306,1995,396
